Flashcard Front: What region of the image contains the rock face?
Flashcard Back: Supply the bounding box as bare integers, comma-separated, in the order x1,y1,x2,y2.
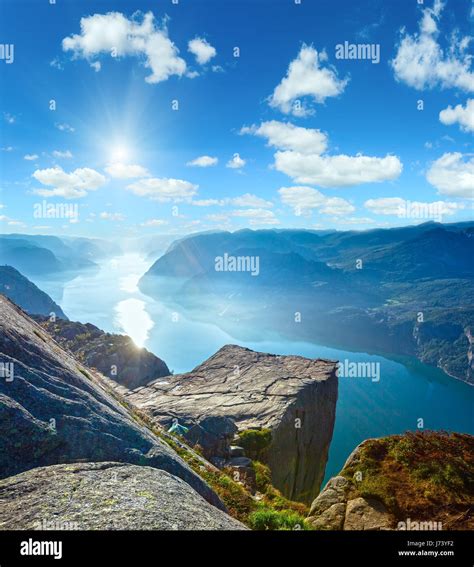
118,344,338,503
307,431,474,530
0,295,222,511
35,316,170,389
0,266,67,319
0,462,245,530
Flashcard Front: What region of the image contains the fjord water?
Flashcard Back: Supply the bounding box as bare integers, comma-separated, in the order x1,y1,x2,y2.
35,253,474,484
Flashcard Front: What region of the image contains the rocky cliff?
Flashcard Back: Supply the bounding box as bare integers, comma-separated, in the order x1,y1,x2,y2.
34,316,170,389
0,295,224,512
307,431,473,530
0,462,244,530
116,345,338,503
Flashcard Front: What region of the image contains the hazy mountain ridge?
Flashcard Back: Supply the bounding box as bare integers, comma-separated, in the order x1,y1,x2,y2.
140,222,474,384
0,265,67,319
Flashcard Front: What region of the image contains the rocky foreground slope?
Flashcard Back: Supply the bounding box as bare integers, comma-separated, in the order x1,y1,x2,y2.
0,462,243,530
0,295,229,518
116,345,338,503
307,431,474,530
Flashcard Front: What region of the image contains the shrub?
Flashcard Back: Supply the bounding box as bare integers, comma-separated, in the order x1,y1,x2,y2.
237,428,272,460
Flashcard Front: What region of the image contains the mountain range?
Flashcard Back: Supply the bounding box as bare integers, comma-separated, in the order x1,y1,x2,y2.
140,222,474,384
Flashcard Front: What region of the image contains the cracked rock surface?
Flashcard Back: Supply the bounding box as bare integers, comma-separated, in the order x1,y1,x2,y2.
119,344,338,503
0,462,246,530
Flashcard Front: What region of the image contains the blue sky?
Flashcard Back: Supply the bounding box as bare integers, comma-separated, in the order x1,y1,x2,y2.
0,0,473,238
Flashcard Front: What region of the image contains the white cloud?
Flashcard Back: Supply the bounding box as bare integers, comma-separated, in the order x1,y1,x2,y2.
231,208,280,226
62,11,187,84
126,177,198,201
141,218,168,227
32,166,107,199
391,1,474,92
191,199,224,206
269,45,348,116
4,113,15,124
24,154,39,161
188,37,216,65
274,151,403,187
231,193,273,208
364,196,464,222
52,150,73,159
241,120,328,154
426,152,474,198
279,186,355,216
186,155,218,167
100,212,125,221
439,99,474,133
1,146,13,152
55,123,75,133
105,162,150,178
226,153,246,169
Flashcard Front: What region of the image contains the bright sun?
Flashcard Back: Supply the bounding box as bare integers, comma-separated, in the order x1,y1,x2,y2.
110,145,130,162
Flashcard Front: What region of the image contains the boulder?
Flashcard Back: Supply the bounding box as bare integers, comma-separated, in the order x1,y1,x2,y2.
0,462,246,530
343,497,393,530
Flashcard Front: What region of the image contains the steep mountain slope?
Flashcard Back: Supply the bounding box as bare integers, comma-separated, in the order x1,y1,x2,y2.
0,266,67,319
0,295,223,510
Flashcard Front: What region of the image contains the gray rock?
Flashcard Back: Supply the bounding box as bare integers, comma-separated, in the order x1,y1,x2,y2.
229,446,246,458
308,503,346,530
0,462,246,530
118,344,338,503
229,457,253,467
309,475,349,516
343,497,393,530
0,296,223,511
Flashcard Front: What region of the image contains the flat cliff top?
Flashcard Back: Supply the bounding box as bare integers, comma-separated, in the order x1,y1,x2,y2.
125,344,337,430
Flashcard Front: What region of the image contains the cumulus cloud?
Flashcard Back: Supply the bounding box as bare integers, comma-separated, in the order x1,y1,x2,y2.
52,150,73,159
364,196,463,218
241,120,328,154
426,152,474,198
391,0,474,91
231,193,273,208
126,177,198,201
269,45,348,116
226,153,246,169
439,99,474,133
231,208,280,226
141,218,168,227
274,152,402,188
105,162,150,178
100,212,125,221
32,166,106,198
186,155,218,167
279,186,355,216
188,37,216,65
62,11,187,84
24,154,39,161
